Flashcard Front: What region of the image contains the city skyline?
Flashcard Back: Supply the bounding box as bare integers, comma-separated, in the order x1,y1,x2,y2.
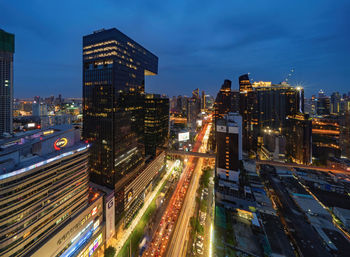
1,2,350,257
1,0,349,98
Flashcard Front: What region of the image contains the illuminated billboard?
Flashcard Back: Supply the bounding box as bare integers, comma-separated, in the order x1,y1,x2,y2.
178,131,190,142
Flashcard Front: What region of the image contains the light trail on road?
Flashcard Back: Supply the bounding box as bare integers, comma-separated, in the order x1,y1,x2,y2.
142,123,211,257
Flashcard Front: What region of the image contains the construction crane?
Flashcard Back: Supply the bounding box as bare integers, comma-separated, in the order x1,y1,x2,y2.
283,68,295,84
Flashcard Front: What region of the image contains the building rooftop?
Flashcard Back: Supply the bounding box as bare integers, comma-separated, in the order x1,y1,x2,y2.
0,125,87,179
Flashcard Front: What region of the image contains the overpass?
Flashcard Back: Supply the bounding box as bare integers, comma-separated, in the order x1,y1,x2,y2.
166,149,216,158
256,160,349,175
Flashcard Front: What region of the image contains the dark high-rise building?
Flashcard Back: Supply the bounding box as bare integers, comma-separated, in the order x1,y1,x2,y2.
340,111,350,159
201,90,206,110
254,83,304,131
82,28,158,214
214,80,239,121
144,94,169,157
0,29,14,136
316,90,330,116
239,74,257,154
312,117,341,165
215,113,242,177
285,114,312,164
239,74,252,93
215,113,242,206
187,89,201,130
330,92,341,114
176,95,183,114
192,88,200,99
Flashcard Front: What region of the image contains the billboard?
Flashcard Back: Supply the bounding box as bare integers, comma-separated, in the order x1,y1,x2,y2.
178,131,190,142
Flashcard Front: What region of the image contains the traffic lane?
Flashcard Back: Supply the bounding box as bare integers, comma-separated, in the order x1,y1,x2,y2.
145,124,208,257
166,159,202,257
144,158,197,256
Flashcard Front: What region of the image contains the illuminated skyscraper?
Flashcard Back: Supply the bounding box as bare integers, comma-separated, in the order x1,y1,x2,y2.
316,89,330,116
0,29,14,136
144,94,169,157
201,90,206,110
312,117,341,164
82,28,158,215
254,83,304,130
285,114,312,164
239,74,257,153
187,89,201,129
214,80,239,120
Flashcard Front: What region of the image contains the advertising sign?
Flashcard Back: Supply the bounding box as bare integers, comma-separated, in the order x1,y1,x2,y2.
178,131,190,142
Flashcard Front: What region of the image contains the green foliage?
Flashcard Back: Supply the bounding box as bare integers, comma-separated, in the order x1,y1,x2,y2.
105,246,116,257
197,223,204,235
117,179,167,257
200,167,212,188
190,216,204,235
200,200,207,212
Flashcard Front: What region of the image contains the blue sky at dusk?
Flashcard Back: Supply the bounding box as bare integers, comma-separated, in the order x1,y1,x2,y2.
1,0,349,98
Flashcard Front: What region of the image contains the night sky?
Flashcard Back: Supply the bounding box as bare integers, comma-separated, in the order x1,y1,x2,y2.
1,0,349,98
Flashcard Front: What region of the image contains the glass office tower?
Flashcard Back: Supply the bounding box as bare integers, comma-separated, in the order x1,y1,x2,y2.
0,29,14,136
144,94,169,157
82,28,158,213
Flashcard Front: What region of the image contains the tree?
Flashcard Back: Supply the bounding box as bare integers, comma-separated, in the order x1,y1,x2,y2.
105,246,116,257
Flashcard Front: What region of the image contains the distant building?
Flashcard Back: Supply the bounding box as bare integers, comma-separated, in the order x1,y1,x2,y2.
239,74,258,154
316,90,330,116
312,117,341,164
331,92,341,114
144,94,169,157
259,130,286,161
205,94,214,110
0,29,14,136
285,114,312,165
214,80,233,120
201,90,206,111
340,111,350,159
187,89,201,130
254,82,304,131
32,101,48,117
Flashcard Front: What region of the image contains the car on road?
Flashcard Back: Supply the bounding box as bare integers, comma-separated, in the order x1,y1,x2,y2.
197,235,204,241
197,248,203,255
196,240,203,249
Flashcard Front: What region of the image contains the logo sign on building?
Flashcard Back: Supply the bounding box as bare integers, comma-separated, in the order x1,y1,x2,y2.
178,131,190,142
54,138,68,150
127,190,133,203
105,192,115,242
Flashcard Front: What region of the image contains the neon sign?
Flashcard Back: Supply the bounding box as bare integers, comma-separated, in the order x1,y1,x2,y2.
54,138,68,150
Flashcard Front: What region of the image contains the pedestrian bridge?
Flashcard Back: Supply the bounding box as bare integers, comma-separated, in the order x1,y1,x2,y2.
166,149,216,158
